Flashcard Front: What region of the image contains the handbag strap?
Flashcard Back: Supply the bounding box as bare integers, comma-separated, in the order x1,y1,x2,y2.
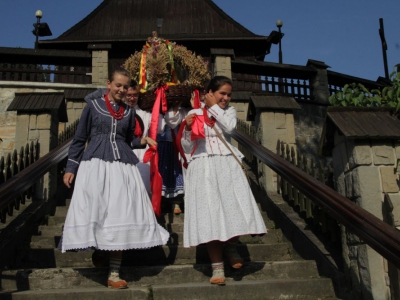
212,125,245,169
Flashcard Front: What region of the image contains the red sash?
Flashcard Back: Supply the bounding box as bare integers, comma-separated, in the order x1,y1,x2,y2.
142,85,168,217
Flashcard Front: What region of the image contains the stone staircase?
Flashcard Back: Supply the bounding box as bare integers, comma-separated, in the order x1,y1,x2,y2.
0,193,338,299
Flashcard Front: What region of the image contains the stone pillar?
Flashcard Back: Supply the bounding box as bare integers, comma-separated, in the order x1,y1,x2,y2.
332,132,393,300
210,48,235,79
258,110,296,193
306,59,330,105
89,44,112,85
15,110,59,201
229,102,249,122
213,56,232,78
66,99,86,127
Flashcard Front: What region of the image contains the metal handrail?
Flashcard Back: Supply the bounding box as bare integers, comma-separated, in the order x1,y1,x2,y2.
0,138,72,212
231,129,400,269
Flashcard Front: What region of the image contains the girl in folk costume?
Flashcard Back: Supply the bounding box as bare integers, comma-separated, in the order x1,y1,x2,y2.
164,91,204,213
181,76,267,285
62,68,169,289
157,106,186,211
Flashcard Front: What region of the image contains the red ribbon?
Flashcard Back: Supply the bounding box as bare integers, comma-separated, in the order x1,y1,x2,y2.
142,85,168,216
134,118,142,138
193,89,201,109
175,112,206,169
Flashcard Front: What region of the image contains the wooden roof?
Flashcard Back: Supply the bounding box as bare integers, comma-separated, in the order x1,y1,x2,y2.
231,91,252,101
48,0,263,42
0,47,91,65
246,94,300,121
250,95,301,110
38,0,269,59
7,92,68,122
64,88,97,99
326,107,400,139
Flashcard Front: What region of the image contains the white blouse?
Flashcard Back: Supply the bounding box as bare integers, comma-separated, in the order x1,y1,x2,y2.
181,104,244,161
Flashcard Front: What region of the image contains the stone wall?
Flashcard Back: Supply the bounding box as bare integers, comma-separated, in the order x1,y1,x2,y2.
0,87,17,156
0,82,101,158
332,131,397,300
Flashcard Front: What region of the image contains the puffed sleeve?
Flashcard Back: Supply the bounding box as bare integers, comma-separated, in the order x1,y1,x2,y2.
65,104,92,174
84,88,107,103
208,105,237,134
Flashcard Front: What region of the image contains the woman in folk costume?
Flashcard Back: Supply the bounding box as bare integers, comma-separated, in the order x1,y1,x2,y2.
62,68,169,289
84,80,162,196
181,76,267,285
156,111,185,203
164,91,204,213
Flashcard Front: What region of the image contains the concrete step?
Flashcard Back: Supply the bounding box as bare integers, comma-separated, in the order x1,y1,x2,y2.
30,230,283,249
0,278,336,300
36,226,63,237
151,278,337,300
1,260,322,291
0,287,150,300
24,243,293,268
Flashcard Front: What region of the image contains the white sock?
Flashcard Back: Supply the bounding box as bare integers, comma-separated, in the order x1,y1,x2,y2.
211,262,225,279
108,257,122,280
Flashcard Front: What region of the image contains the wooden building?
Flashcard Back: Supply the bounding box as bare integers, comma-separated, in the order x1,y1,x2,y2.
38,0,270,75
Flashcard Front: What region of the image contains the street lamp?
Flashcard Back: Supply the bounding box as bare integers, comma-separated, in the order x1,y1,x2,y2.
276,19,283,64
32,10,52,49
34,10,42,49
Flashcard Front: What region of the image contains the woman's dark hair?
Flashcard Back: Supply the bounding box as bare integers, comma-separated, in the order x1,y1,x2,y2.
108,67,131,82
130,80,138,89
206,76,233,92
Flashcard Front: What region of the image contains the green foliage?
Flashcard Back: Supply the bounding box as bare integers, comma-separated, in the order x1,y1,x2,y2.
329,64,400,112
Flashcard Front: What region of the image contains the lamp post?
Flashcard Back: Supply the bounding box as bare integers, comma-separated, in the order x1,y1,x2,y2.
276,19,283,64
32,10,52,49
34,10,42,49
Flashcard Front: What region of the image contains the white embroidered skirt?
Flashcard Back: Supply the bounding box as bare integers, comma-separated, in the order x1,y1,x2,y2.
183,155,267,248
61,158,169,252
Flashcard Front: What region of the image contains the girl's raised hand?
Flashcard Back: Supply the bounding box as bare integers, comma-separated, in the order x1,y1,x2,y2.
185,114,195,131
141,137,157,147
204,91,218,107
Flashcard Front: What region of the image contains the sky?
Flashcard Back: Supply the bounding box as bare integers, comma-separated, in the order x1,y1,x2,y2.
0,0,399,82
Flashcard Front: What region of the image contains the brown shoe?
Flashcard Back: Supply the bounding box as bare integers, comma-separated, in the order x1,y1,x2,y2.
173,203,182,214
224,244,244,269
107,279,128,289
227,257,243,269
210,276,226,285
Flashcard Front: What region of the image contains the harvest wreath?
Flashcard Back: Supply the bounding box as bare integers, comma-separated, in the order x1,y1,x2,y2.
124,31,211,111
123,32,211,217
